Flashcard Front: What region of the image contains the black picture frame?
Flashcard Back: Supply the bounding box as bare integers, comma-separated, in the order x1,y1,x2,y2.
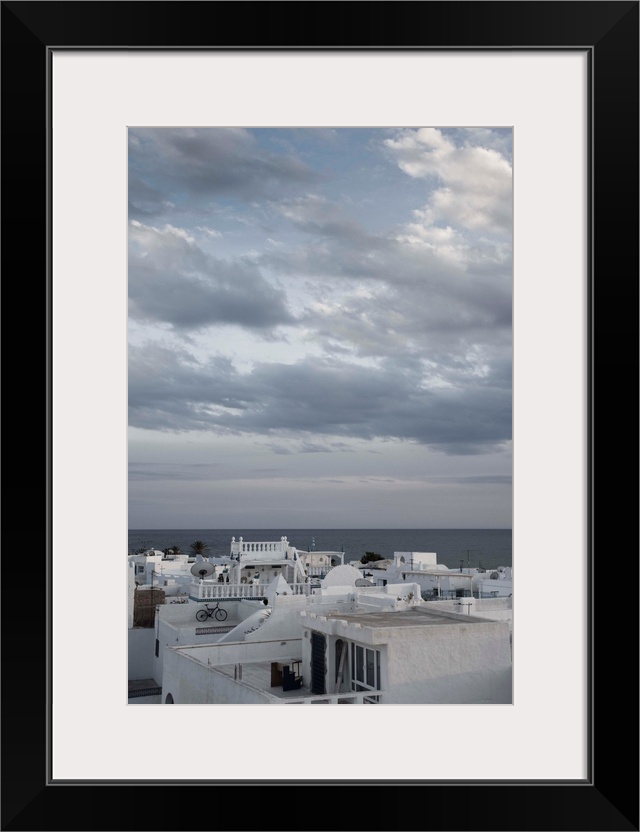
2,2,638,830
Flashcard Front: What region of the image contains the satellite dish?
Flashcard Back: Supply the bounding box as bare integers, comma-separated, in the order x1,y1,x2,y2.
191,562,215,580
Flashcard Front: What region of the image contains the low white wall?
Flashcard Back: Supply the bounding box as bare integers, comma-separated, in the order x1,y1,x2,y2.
157,599,245,626
162,655,272,704
128,628,157,682
161,638,302,704
171,638,302,668
427,598,513,632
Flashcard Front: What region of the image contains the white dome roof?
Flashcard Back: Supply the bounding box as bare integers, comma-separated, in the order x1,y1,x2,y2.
320,564,362,589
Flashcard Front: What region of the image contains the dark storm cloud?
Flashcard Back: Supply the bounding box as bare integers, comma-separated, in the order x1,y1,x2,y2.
129,221,294,331
129,346,511,454
128,128,319,218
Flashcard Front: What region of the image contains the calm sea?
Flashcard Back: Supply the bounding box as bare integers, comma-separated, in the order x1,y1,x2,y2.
128,529,512,571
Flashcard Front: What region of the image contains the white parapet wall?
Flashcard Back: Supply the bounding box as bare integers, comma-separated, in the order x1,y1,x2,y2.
161,638,303,704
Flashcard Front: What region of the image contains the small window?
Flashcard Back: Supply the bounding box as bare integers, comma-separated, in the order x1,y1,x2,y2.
155,639,159,657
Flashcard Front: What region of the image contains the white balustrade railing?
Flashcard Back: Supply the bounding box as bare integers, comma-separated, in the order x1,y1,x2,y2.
230,539,289,556
190,582,312,600
289,583,311,596
274,690,384,705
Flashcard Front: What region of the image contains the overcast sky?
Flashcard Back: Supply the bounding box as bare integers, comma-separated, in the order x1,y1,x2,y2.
128,127,512,529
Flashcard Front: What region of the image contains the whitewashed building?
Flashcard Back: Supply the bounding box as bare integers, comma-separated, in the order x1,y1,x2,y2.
129,537,513,706
365,551,513,600
128,536,344,698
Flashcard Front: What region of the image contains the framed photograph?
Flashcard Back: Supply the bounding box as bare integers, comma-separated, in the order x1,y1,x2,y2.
4,2,637,830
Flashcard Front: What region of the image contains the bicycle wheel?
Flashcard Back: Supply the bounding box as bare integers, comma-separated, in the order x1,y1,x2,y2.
196,609,209,622
214,607,228,621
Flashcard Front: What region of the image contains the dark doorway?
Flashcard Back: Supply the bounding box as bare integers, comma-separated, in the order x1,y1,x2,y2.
310,632,326,695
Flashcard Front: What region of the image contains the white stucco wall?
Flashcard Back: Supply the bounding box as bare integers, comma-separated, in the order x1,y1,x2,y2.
394,552,438,567
128,627,158,682
150,598,280,685
385,621,512,704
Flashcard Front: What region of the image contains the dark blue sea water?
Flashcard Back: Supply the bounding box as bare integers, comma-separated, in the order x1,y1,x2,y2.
128,529,511,571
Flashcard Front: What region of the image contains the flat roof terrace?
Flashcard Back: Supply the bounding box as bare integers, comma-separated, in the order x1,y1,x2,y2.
320,606,491,629
214,660,308,700
211,660,382,704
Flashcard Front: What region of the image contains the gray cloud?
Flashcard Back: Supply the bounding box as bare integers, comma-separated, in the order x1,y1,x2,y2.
129,221,294,331
129,346,511,454
128,174,170,217
259,194,511,363
297,279,511,366
128,128,319,219
129,344,255,431
127,128,513,529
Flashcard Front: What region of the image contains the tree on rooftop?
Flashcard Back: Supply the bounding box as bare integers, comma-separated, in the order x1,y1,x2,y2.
361,552,384,564
189,540,210,556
